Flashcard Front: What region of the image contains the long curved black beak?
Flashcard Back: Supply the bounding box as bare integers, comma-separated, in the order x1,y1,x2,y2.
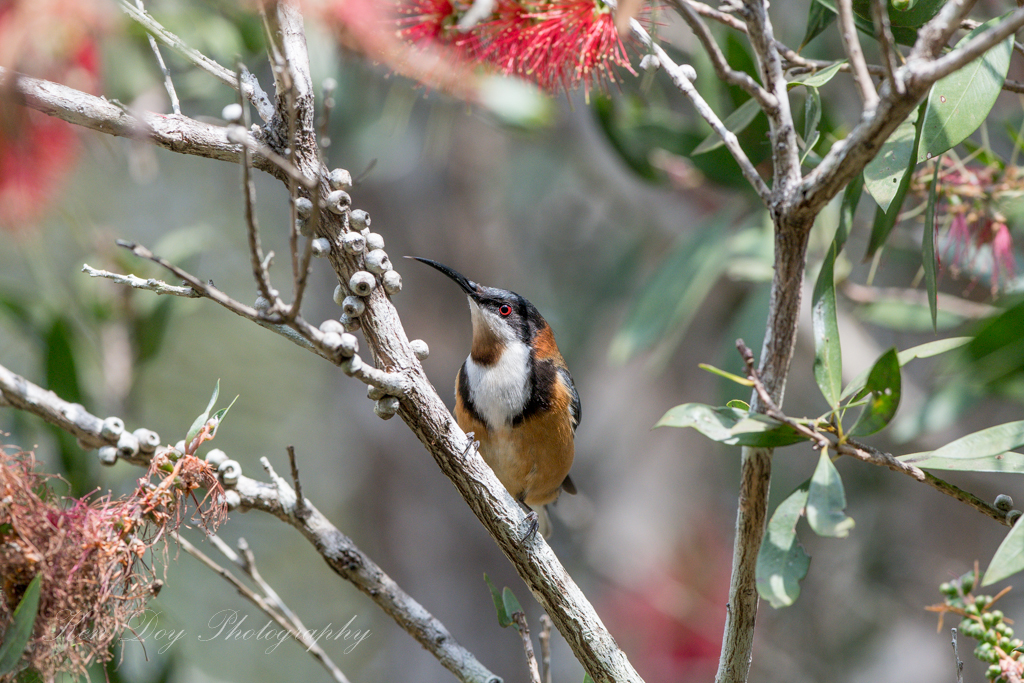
407,257,480,297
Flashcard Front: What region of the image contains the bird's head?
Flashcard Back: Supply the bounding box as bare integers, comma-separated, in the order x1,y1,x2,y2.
408,256,547,365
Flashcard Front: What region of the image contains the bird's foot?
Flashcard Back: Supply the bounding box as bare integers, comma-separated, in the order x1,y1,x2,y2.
461,433,478,459
521,510,540,543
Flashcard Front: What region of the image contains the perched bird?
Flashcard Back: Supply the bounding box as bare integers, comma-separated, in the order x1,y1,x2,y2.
410,257,579,538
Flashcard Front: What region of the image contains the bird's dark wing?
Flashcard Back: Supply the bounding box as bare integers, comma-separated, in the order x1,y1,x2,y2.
557,366,581,431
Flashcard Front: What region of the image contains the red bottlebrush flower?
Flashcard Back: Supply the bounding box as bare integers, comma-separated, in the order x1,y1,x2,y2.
478,0,636,95
396,0,486,61
389,0,636,95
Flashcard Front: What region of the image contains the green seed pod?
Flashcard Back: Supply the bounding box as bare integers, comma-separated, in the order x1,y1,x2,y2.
940,582,957,597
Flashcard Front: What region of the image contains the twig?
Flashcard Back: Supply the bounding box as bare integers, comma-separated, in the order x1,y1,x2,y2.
872,0,904,95
174,532,352,683
511,612,543,683
736,339,831,451
81,264,199,298
235,68,276,307
113,239,323,355
667,0,776,110
287,445,309,521
837,0,879,110
952,628,964,683
539,614,553,683
620,13,771,204
118,0,274,121
236,537,306,628
135,0,180,115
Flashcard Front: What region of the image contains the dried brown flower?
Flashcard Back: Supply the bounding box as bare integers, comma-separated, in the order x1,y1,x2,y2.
0,444,225,679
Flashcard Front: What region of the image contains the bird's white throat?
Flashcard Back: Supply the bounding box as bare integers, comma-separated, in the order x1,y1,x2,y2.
464,341,531,427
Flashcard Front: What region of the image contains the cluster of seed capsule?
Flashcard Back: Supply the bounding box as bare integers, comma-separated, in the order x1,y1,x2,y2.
305,168,429,420
939,569,1024,682
91,418,243,509
92,416,161,466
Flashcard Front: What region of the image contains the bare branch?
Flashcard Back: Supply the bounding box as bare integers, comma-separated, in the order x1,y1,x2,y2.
668,0,776,110
81,264,199,298
118,0,274,121
235,68,277,306
837,0,880,110
871,0,905,95
539,614,553,683
910,8,1024,85
911,0,979,61
175,532,352,683
840,440,1011,526
0,68,284,179
738,0,801,193
511,612,543,683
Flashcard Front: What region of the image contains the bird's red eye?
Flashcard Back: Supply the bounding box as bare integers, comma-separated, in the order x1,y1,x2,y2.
499,304,512,317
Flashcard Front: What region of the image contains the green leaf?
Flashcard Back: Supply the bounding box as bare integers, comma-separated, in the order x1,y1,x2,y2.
848,348,901,436
502,587,524,631
865,103,925,258
853,297,964,331
814,0,922,44
900,450,1024,473
609,215,734,364
756,482,811,608
583,675,596,683
0,574,42,675
923,159,940,330
207,395,240,439
852,0,945,28
927,421,1024,462
655,403,810,448
800,0,836,49
692,98,763,155
864,114,919,214
698,363,754,387
958,300,1024,391
806,452,855,537
983,518,1024,586
727,399,751,410
483,574,512,628
186,379,221,443
840,337,970,402
918,14,1014,163
812,241,842,407
791,61,847,90
835,174,863,254
801,88,822,165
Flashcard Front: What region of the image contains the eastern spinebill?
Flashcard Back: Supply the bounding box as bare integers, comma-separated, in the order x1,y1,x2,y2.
410,257,579,539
